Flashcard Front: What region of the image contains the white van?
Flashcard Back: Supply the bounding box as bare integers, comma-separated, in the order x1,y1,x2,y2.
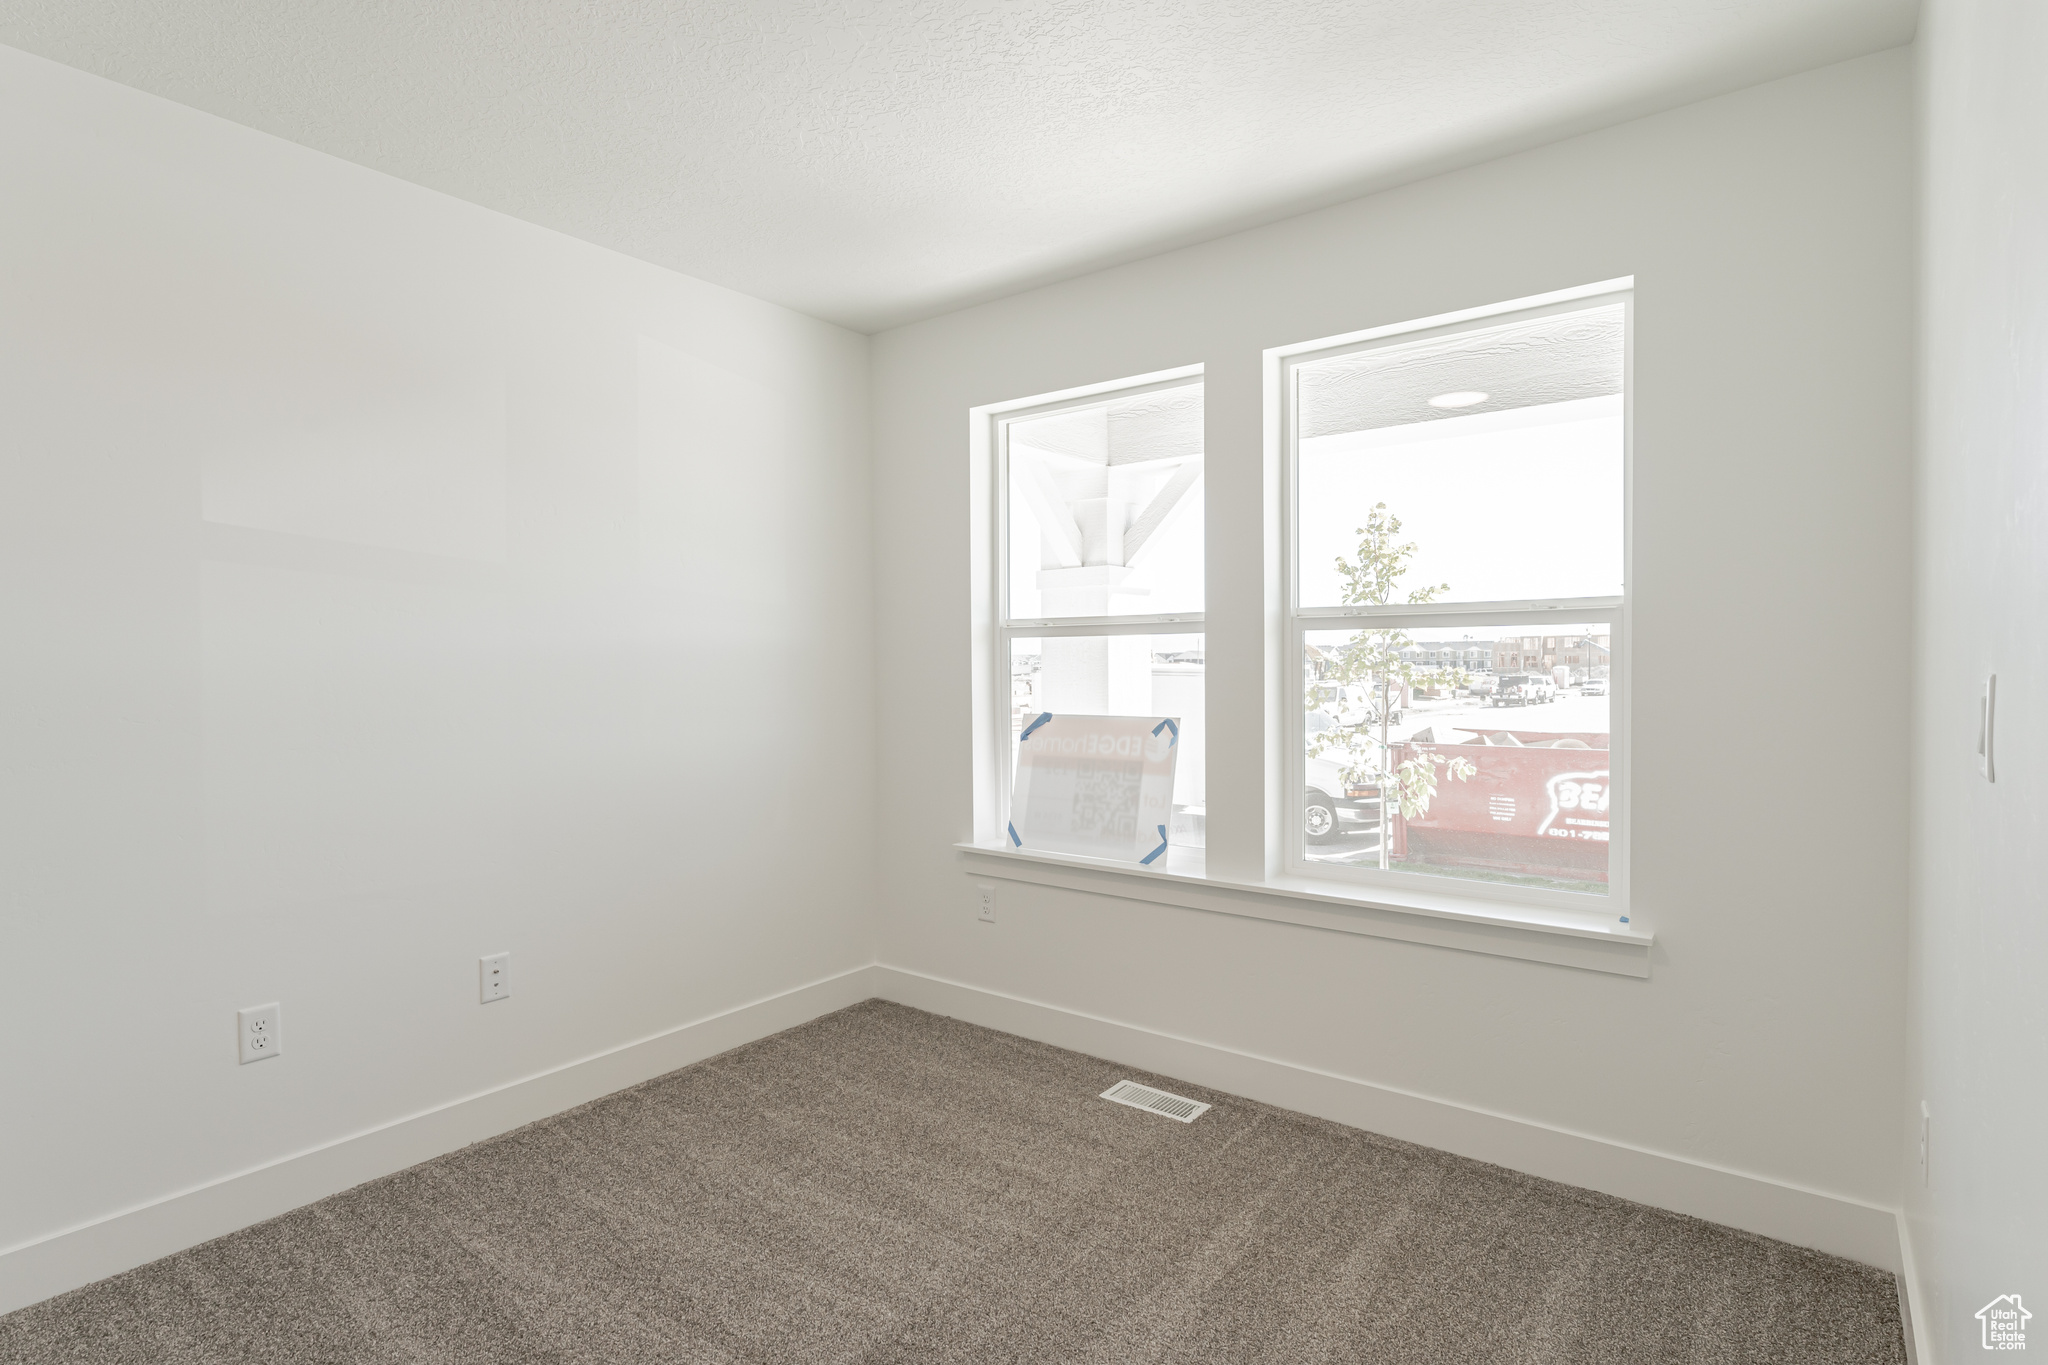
1303,709,1380,843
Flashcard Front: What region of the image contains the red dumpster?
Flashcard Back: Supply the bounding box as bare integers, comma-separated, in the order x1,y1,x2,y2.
1389,728,1610,884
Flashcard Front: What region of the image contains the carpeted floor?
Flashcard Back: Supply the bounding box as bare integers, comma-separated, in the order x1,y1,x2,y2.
0,1000,1905,1364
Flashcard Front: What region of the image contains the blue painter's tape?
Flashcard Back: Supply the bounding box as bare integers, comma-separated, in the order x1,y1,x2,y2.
1151,718,1180,745
1020,712,1053,741
1007,822,1022,847
1139,824,1168,865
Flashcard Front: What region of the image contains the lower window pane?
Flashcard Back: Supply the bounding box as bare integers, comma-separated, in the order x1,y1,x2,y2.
1302,623,1611,894
1011,634,1205,847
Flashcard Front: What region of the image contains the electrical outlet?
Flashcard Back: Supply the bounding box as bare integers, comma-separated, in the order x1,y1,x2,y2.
976,883,996,923
1919,1100,1931,1186
480,951,511,1003
237,1003,281,1064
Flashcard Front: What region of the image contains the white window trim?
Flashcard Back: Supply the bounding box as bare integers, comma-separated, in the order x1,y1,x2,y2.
1278,282,1633,925
964,280,1647,976
974,366,1208,849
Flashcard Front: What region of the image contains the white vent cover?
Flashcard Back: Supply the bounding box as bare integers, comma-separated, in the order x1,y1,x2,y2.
1100,1079,1210,1123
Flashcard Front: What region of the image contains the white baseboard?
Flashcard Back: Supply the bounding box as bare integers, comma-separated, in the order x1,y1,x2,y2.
872,964,1904,1272
4,961,1910,1325
1895,1213,1931,1364
0,964,883,1317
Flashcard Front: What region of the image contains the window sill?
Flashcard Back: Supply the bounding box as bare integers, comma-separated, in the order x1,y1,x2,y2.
954,841,1652,977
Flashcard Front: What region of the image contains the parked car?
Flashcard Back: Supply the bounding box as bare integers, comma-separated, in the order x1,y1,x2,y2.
1490,673,1555,706
1314,681,1403,724
1310,682,1372,724
1580,677,1608,696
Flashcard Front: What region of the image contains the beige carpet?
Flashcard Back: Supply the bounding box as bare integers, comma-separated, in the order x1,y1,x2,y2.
0,1000,1905,1364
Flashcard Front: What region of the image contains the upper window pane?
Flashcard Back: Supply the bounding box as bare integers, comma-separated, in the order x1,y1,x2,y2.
1006,382,1204,621
1296,305,1623,608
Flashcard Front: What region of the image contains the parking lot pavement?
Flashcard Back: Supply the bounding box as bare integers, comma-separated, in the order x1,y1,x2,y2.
1305,828,1383,865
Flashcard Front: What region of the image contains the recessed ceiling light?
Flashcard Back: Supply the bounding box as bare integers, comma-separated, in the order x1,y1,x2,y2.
1428,390,1489,408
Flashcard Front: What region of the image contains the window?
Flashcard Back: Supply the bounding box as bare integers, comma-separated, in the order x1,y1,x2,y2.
972,283,1631,942
1285,288,1629,909
992,376,1208,847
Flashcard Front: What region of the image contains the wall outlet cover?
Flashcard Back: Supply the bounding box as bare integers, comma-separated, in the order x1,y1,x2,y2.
237,1003,281,1065
480,951,512,1003
1919,1100,1931,1186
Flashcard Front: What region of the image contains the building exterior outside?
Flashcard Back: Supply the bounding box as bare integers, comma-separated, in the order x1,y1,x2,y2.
1400,638,1497,673
1490,633,1611,678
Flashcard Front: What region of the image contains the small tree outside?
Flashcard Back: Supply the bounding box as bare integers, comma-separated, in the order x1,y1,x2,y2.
1306,502,1476,868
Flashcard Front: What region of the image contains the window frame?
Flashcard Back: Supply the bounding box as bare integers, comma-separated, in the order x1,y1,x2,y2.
1277,285,1633,920
982,367,1207,845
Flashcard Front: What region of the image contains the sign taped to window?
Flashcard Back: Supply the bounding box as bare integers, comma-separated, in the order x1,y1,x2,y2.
1009,713,1180,865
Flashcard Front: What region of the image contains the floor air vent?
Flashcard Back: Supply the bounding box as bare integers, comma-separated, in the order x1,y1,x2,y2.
1100,1079,1210,1123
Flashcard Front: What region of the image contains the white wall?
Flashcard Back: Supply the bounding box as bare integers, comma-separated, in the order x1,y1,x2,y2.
1909,4,2048,1359
873,50,1913,1236
0,45,874,1301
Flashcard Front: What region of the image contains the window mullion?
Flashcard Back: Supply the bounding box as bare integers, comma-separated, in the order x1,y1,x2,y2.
1007,615,1206,638
1295,598,1624,628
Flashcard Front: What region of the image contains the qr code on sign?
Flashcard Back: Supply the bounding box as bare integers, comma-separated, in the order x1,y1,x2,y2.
1069,763,1141,838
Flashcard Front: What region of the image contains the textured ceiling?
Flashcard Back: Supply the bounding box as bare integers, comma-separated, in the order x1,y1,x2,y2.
0,1,1915,331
